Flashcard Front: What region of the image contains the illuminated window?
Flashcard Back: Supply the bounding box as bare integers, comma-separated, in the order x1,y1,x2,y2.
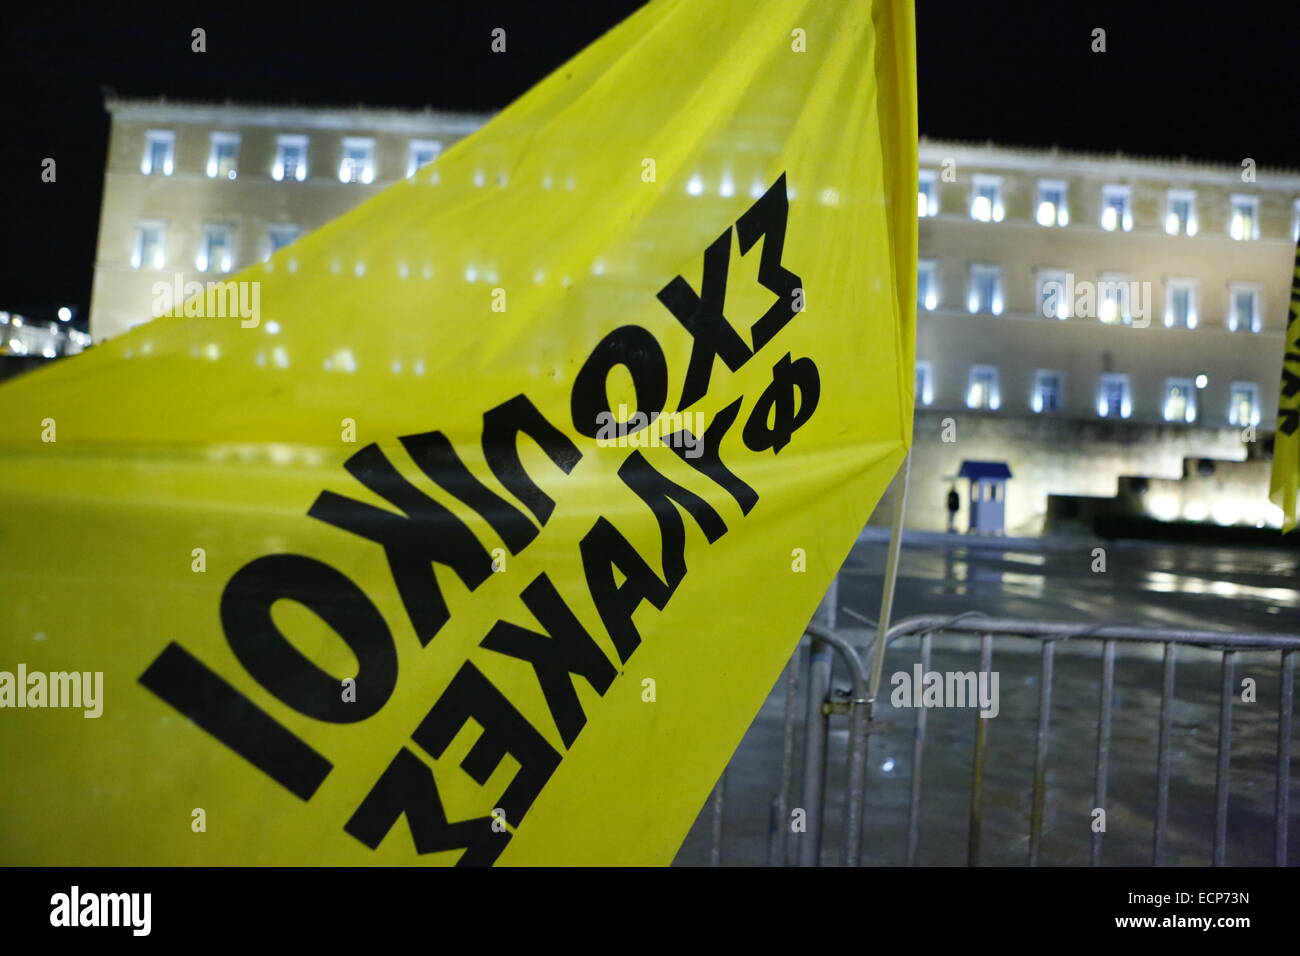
1036,268,1069,319
197,223,235,273
968,264,1003,315
339,137,375,184
1032,370,1062,413
407,140,442,178
1228,195,1259,240
1036,180,1069,227
132,220,166,269
142,130,174,176
918,260,938,311
918,169,938,217
1097,373,1131,419
1228,382,1260,427
970,175,1003,222
1164,278,1198,328
274,135,309,182
1098,273,1134,324
966,365,1000,410
1165,189,1197,236
1100,185,1132,232
1163,378,1197,423
207,132,240,180
267,224,301,257
1227,283,1262,332
915,361,933,406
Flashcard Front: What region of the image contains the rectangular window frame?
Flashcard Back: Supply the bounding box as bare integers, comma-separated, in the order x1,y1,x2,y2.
1229,194,1260,241
1227,281,1262,333
197,222,236,274
1097,373,1132,419
207,131,241,180
132,219,167,270
1036,267,1070,320
1165,188,1198,236
1163,377,1198,424
966,364,1001,411
1098,272,1135,325
918,259,938,311
339,136,376,185
274,134,309,182
267,223,302,259
142,129,175,176
915,360,934,406
968,263,1003,316
970,174,1004,223
1164,277,1199,329
1100,184,1133,232
918,169,939,218
1035,179,1069,227
1032,369,1063,414
1228,382,1260,427
407,139,443,178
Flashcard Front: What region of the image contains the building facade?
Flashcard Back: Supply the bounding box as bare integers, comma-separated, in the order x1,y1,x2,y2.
90,97,490,341
912,138,1300,533
89,99,1300,534
0,306,91,382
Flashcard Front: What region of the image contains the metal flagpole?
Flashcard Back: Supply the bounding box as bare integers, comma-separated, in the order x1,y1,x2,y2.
868,448,911,706
836,447,911,866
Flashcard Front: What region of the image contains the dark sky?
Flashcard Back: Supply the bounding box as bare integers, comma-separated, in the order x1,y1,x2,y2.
1,0,1296,321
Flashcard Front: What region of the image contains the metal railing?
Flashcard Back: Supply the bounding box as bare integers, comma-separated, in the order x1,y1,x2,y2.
703,613,1299,867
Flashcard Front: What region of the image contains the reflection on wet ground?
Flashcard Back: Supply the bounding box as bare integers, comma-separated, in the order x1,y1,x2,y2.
889,537,1300,632
675,536,1300,865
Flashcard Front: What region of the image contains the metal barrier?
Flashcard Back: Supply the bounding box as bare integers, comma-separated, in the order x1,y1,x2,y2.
704,613,1299,866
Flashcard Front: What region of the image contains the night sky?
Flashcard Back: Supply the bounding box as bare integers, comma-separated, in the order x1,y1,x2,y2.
1,0,1295,321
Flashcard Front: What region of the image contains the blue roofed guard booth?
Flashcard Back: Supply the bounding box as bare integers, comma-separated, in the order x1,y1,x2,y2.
959,460,1013,535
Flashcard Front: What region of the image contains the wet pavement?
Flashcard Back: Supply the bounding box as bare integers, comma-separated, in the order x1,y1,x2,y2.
674,534,1300,866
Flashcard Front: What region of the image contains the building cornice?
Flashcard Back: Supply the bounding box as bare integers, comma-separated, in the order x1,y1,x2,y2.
104,95,493,136
920,137,1300,191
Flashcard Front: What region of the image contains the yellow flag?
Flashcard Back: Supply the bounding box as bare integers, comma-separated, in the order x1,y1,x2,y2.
0,0,915,865
1269,245,1300,531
